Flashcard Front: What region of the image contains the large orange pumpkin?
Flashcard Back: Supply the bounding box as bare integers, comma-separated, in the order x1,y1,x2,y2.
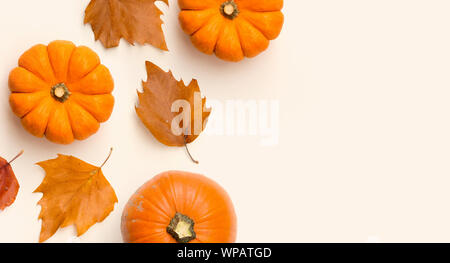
9,40,114,145
179,0,284,62
121,171,237,243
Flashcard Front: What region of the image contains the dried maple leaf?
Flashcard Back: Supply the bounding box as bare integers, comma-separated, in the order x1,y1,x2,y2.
35,149,118,242
84,0,168,50
0,151,22,211
136,62,211,152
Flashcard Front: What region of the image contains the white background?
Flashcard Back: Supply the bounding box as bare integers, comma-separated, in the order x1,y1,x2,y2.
1,0,450,243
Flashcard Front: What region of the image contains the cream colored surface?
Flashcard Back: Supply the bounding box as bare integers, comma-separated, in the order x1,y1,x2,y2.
1,0,450,242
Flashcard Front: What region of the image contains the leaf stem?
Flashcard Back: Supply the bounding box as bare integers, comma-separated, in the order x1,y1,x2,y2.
8,150,24,165
183,136,199,164
100,148,113,168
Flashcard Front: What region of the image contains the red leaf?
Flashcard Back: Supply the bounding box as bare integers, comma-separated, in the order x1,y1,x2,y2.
0,151,22,210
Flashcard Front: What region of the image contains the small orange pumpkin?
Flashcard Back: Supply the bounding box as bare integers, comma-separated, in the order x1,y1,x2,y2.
121,171,237,243
9,40,114,144
179,0,284,62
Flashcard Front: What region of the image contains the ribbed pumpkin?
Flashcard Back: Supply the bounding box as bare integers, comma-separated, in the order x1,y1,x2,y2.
9,40,114,145
179,0,284,62
121,171,237,243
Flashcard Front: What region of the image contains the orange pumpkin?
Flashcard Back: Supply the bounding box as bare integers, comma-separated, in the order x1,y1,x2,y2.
121,171,237,243
9,40,114,145
179,0,284,62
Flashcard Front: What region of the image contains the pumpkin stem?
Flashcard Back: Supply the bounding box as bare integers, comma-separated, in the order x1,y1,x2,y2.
8,150,24,165
51,83,71,103
183,135,199,164
167,212,196,243
100,148,113,168
220,0,239,20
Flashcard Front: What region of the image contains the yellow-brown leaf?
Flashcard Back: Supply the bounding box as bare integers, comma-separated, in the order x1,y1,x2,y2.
35,152,117,242
136,61,211,147
84,0,169,50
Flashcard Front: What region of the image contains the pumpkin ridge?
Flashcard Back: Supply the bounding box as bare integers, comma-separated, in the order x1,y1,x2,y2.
195,204,228,224
239,10,283,40
20,67,52,89
233,19,250,57
64,103,81,138
178,0,218,11
166,174,181,212
21,97,53,125
127,217,168,226
64,101,100,140
17,66,50,86
180,8,218,36
138,192,173,220
71,91,113,96
47,43,77,84
185,178,210,214
235,15,269,42
43,100,58,138
195,225,234,231
10,91,49,118
67,63,102,86
67,46,102,84
9,68,50,93
212,18,227,54
130,230,167,240
191,14,225,54
187,180,203,213
188,12,221,37
69,92,114,123
67,65,114,96
18,45,57,85
155,176,180,216
132,232,168,243
234,17,270,57
45,105,75,145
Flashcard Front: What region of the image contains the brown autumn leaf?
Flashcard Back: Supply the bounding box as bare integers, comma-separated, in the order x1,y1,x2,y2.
35,149,117,242
136,61,211,150
0,151,22,211
84,0,168,50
